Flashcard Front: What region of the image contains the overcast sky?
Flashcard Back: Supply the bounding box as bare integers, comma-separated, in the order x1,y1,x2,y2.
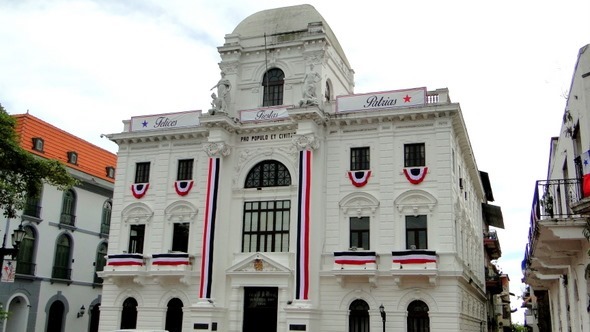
1,0,589,323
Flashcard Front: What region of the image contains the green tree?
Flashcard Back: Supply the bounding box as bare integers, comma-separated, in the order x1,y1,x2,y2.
0,104,77,219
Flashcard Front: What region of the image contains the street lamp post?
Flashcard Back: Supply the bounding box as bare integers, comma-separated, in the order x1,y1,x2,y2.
0,224,26,277
379,304,386,332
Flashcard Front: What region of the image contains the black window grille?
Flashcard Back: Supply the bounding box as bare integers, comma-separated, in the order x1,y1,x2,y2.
404,143,425,167
177,159,194,181
351,147,370,171
245,160,291,188
135,162,150,183
242,200,290,252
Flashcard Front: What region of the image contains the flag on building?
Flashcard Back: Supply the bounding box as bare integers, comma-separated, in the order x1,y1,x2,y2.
583,150,590,197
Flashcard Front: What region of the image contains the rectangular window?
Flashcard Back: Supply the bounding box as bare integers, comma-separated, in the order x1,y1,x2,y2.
171,223,190,252
404,143,425,167
350,217,370,250
135,162,151,183
350,147,370,171
406,215,427,249
67,151,78,165
177,159,194,181
129,224,145,254
242,200,290,253
32,137,44,152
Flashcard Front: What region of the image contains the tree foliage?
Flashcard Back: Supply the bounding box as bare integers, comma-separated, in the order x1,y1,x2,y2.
0,104,77,219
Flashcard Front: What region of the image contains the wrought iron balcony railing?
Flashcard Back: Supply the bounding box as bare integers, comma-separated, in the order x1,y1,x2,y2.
15,261,35,275
532,178,583,220
523,178,589,270
52,266,72,280
59,213,76,226
22,203,42,218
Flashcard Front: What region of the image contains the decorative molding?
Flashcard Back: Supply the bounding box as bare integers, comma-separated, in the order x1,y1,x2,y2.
204,142,231,158
292,134,319,151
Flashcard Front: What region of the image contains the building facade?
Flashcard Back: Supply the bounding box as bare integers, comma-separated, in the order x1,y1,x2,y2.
522,44,590,332
100,5,504,332
0,113,116,332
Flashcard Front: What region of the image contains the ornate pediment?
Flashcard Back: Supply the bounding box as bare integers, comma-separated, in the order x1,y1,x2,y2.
226,253,292,276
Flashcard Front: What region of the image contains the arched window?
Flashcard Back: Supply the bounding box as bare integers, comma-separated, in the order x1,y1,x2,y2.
101,200,112,234
262,68,284,106
245,160,291,188
407,300,429,332
46,300,65,332
120,298,138,329
94,242,108,284
60,189,77,226
243,160,292,253
165,298,184,332
16,226,36,275
325,80,331,102
349,299,370,332
52,234,72,280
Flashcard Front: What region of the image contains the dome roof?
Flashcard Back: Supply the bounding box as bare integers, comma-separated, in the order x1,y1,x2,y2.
232,4,350,67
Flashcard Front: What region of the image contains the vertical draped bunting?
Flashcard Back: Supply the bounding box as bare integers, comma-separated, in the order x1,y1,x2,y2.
199,157,220,299
296,149,312,300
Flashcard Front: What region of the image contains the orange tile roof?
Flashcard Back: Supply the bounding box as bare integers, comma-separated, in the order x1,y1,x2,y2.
13,113,117,183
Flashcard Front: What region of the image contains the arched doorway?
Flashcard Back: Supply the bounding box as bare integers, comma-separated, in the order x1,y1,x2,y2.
46,300,65,332
89,303,100,332
407,300,429,332
165,298,183,332
349,299,370,332
5,296,29,332
120,297,138,329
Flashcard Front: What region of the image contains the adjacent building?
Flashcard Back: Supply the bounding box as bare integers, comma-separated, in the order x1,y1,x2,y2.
522,44,590,332
99,5,505,332
0,113,116,332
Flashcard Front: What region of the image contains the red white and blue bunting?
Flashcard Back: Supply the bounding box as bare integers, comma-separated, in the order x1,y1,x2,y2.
199,158,219,299
334,251,376,265
152,253,190,266
403,167,428,184
347,170,371,187
391,250,437,264
296,150,312,300
106,254,144,266
131,183,149,199
174,180,194,196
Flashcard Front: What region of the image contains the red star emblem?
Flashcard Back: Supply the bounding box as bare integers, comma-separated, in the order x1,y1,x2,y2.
403,95,412,103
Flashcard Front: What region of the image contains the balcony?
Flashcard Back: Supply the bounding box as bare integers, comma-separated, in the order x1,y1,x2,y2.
16,261,36,276
523,179,589,287
22,202,42,219
391,250,437,286
332,251,378,286
51,266,72,284
485,274,503,295
59,213,76,226
483,230,502,260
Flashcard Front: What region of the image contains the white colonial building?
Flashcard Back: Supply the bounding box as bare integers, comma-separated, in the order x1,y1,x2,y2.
100,5,503,332
0,113,116,332
522,44,590,332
